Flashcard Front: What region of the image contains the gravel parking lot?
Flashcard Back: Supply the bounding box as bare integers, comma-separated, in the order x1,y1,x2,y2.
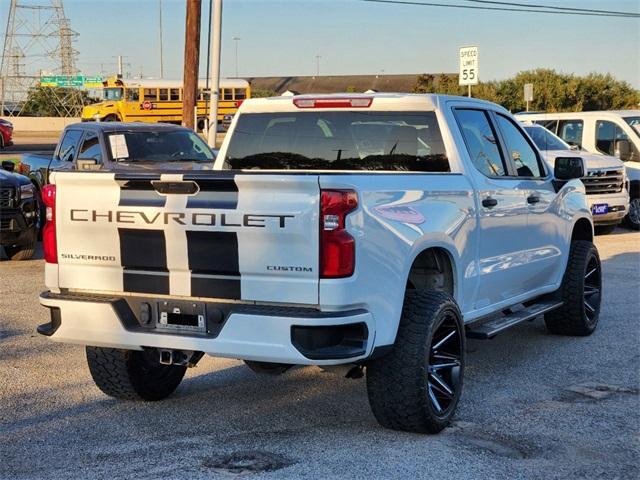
1,230,638,480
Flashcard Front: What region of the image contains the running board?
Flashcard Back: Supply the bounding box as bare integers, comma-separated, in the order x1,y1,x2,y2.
466,301,563,339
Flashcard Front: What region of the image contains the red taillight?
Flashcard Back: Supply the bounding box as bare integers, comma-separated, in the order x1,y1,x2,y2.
320,189,357,278
42,184,57,264
235,100,243,107
294,97,373,109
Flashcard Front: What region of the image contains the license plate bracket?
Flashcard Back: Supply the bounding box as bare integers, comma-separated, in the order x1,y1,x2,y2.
157,301,206,333
591,203,609,215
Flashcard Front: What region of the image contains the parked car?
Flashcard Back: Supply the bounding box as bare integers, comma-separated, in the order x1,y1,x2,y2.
516,110,640,230
39,94,599,434
18,122,217,192
0,118,14,149
0,161,38,260
521,122,628,233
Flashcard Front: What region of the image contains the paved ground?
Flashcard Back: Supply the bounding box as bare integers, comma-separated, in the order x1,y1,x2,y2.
0,230,638,479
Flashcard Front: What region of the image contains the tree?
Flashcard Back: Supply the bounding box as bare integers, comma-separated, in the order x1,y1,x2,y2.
413,69,639,112
21,86,96,117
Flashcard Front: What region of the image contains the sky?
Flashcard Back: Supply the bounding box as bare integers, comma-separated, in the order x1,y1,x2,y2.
1,0,639,87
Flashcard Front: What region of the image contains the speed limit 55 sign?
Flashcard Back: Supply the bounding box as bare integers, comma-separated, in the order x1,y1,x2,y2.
459,46,479,86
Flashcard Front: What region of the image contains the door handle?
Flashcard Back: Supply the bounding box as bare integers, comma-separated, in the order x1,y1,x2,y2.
527,195,541,205
482,197,498,208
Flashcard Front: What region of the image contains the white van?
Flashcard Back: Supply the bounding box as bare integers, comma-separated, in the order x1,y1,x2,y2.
516,110,640,230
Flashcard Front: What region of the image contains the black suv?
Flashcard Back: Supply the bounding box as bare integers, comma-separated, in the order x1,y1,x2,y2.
0,161,38,260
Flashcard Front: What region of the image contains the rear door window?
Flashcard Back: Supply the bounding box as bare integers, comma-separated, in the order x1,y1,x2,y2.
454,109,506,177
557,120,583,148
225,111,449,172
78,132,102,163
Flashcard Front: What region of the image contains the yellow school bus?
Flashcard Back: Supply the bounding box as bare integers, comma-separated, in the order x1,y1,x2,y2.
81,76,251,131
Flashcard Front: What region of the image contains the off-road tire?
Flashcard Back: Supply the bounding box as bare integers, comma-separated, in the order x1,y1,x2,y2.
545,240,602,336
86,346,187,401
4,227,36,260
624,197,640,231
366,290,465,433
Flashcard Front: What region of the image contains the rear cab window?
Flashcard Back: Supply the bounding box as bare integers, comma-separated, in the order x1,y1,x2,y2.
224,111,450,172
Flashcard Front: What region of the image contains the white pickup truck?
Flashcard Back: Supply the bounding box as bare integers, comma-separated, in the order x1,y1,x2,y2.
38,94,601,433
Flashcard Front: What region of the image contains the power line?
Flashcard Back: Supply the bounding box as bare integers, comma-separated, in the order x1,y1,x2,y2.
465,0,640,17
361,0,640,18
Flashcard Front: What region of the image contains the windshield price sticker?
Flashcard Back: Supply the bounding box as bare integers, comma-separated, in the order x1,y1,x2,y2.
459,46,479,86
109,134,130,160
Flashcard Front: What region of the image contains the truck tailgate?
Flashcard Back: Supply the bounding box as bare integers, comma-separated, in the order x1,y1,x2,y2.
52,172,320,305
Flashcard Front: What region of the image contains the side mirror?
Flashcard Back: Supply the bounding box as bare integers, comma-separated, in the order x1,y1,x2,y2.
615,139,631,161
554,157,585,180
1,160,15,172
76,158,100,170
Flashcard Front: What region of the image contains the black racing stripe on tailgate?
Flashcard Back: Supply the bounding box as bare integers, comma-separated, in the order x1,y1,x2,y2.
186,230,239,275
123,270,170,295
117,178,166,207
119,228,168,270
191,276,240,299
185,177,238,209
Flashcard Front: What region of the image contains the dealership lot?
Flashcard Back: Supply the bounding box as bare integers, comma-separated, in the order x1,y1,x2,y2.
0,230,638,480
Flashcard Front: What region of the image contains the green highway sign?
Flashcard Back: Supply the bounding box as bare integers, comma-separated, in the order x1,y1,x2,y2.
39,75,105,88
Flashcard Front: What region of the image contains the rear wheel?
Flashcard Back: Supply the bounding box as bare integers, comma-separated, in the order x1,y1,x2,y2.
366,290,465,433
4,226,36,260
625,197,640,230
86,346,187,401
545,240,602,336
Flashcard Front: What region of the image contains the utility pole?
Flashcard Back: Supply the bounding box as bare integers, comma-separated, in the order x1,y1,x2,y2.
182,0,201,130
232,36,240,78
159,0,164,78
315,54,321,77
207,0,222,147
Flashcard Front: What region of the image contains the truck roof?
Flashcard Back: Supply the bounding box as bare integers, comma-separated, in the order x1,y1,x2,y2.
64,122,189,133
238,93,507,114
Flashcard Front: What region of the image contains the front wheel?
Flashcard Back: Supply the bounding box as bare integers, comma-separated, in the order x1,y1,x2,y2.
545,240,602,336
624,197,640,231
366,290,465,433
86,346,187,401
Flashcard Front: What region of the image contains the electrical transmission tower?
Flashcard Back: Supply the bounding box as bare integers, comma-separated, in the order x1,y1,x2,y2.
1,0,85,117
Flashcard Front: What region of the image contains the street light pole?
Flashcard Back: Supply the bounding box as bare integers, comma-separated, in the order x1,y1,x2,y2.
315,54,321,77
159,0,164,78
233,36,240,78
207,0,223,147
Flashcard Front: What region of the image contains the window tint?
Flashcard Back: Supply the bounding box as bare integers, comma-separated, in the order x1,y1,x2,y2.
496,115,543,177
454,109,506,177
56,130,83,162
534,119,558,133
225,111,449,172
557,120,583,148
78,132,102,162
126,89,139,101
143,88,157,101
595,120,629,156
